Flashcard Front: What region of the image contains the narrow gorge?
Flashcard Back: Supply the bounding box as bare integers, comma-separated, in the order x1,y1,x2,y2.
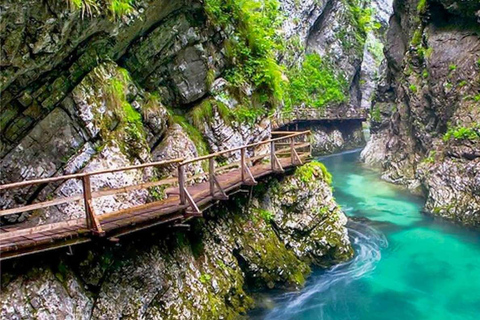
0,0,479,319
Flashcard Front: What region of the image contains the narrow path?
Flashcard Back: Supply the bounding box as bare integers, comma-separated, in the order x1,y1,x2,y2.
0,132,311,260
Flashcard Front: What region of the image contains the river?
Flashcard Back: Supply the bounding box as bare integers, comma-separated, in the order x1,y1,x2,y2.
253,149,480,320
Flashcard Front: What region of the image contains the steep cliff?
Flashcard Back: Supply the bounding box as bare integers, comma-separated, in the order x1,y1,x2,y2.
1,162,352,319
362,0,480,226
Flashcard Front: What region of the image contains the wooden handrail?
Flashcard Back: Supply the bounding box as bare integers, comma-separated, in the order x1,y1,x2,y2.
0,158,185,191
0,131,310,237
181,131,310,165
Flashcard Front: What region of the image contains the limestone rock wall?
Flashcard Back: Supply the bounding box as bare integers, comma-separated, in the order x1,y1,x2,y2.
362,0,480,226
1,162,353,319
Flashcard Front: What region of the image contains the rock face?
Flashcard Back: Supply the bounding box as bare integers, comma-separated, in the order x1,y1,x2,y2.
280,0,392,111
0,0,367,318
1,162,353,319
362,0,480,226
290,120,366,155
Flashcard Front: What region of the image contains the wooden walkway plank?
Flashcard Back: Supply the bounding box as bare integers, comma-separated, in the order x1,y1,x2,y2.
0,133,311,260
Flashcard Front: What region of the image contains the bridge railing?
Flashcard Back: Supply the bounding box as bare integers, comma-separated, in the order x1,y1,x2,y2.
271,107,368,127
0,158,185,235
177,130,311,215
0,131,311,235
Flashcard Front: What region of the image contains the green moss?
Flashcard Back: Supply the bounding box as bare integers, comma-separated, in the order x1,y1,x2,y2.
443,123,480,142
417,0,428,14
449,64,457,72
295,161,333,185
205,0,286,104
190,98,232,129
421,150,436,164
411,29,423,47
171,114,209,156
371,105,382,122
68,0,134,19
199,273,212,284
286,53,348,109
409,84,418,93
254,208,274,223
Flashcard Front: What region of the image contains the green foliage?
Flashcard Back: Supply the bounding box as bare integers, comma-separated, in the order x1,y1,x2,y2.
371,106,381,122
256,209,274,223
422,150,436,164
411,29,423,47
109,0,135,19
422,70,429,79
90,64,147,160
171,114,210,156
190,99,232,129
286,53,348,109
206,69,216,89
68,0,134,19
232,104,268,124
449,64,457,71
296,161,332,185
345,0,376,35
417,0,428,14
443,124,480,142
199,273,212,284
409,84,418,93
205,0,286,103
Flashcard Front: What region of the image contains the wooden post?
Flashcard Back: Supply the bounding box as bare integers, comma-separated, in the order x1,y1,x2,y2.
178,164,186,205
290,137,294,165
241,148,246,182
82,175,92,228
270,141,275,171
82,175,104,236
209,158,215,197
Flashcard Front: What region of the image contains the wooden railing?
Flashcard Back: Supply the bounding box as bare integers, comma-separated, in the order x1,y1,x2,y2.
272,107,368,127
0,131,310,235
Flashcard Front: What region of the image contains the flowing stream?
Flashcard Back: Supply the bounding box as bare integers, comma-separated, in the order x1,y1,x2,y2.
253,150,480,320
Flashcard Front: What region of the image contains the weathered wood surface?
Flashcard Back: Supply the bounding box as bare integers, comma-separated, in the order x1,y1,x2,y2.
0,132,310,259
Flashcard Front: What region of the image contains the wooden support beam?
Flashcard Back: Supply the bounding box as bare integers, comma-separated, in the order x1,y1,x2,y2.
212,175,228,200
82,176,104,236
209,158,215,197
290,138,303,165
270,141,284,173
270,141,276,171
242,163,257,186
209,158,228,200
241,147,257,186
183,188,202,218
241,148,245,182
178,165,186,205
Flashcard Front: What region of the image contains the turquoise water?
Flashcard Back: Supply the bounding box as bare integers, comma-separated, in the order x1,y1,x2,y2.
255,150,480,320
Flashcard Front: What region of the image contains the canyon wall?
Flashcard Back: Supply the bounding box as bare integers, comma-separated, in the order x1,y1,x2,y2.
1,162,352,319
0,0,388,318
362,0,480,226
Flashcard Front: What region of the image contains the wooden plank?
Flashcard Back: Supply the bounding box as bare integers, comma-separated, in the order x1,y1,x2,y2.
0,195,83,217
0,158,184,191
0,177,178,217
0,135,310,260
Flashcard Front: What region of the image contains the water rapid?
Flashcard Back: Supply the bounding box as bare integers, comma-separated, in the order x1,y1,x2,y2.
253,150,480,320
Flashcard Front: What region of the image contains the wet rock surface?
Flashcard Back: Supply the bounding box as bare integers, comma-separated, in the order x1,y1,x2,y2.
1,163,352,319
362,0,480,226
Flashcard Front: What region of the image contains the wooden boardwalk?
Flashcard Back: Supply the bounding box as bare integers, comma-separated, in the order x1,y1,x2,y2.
0,131,311,260
272,107,367,129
